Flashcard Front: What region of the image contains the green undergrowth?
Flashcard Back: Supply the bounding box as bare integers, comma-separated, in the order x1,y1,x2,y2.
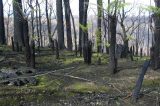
133,56,150,62
143,78,160,88
0,46,159,106
35,75,63,91
92,53,109,64
65,82,109,93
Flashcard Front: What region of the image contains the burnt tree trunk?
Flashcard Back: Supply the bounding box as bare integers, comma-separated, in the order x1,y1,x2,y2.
56,0,65,49
132,60,150,101
11,37,15,51
152,0,160,69
55,40,59,59
64,0,73,50
36,0,40,53
123,40,129,58
0,0,6,44
130,46,134,61
133,46,135,56
97,0,102,53
23,19,31,67
46,0,55,53
109,16,117,74
82,0,89,63
37,1,43,47
13,0,24,48
30,40,35,68
140,48,143,58
79,0,84,56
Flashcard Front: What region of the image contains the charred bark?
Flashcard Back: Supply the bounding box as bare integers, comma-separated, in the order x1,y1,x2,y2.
56,0,65,49
109,16,117,74
13,0,24,47
0,0,6,44
64,0,73,50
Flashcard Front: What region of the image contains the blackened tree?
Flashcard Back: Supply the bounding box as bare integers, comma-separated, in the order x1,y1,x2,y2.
0,0,6,44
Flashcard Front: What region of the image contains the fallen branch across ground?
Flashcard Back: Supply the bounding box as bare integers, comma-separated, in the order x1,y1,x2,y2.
132,60,151,102
51,73,123,93
0,66,123,94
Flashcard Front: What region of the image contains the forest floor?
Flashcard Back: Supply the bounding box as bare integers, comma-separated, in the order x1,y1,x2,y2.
0,45,160,106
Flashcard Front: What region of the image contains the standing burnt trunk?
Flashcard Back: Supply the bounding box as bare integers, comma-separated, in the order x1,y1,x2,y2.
36,0,40,54
11,37,15,51
82,0,89,63
0,0,6,44
109,16,117,74
55,40,59,59
87,41,92,64
153,17,160,69
79,0,84,56
140,48,143,58
30,40,35,68
56,0,65,49
13,0,24,48
64,0,73,50
83,40,92,64
123,40,129,58
132,46,135,56
16,42,19,52
97,0,102,53
151,0,160,70
130,46,134,61
23,19,31,67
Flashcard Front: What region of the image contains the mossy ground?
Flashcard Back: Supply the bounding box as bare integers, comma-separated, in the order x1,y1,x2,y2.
0,45,160,106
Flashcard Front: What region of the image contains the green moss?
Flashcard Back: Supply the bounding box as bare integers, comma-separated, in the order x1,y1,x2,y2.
65,82,109,93
63,57,83,65
35,76,62,91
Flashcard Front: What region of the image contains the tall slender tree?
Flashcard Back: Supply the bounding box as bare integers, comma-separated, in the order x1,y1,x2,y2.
36,0,40,51
79,0,84,56
13,0,24,48
135,9,141,56
108,0,119,74
37,1,43,47
64,0,73,50
82,0,89,63
46,0,55,53
0,0,6,44
152,0,160,69
56,0,65,49
97,0,102,53
28,0,35,68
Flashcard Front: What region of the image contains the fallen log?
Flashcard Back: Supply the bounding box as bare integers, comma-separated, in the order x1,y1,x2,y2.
132,60,151,102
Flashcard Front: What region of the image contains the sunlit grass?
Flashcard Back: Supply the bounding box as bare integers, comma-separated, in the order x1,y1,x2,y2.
65,82,109,93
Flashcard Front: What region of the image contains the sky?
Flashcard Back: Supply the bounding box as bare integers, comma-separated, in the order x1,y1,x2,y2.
2,0,154,17
70,0,154,15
